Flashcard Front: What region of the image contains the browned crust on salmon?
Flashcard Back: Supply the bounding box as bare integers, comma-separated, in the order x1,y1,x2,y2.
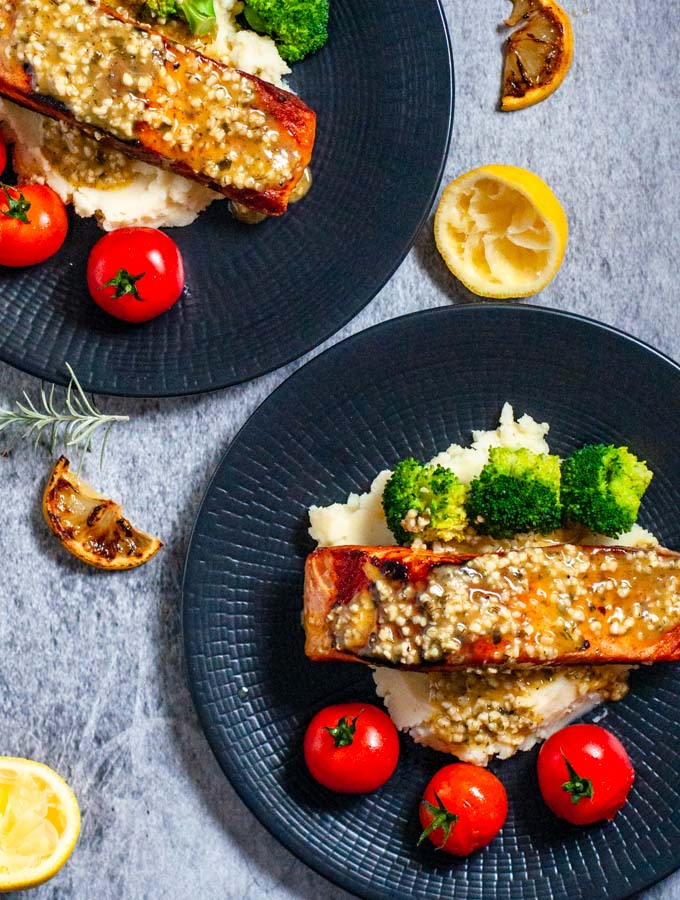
0,3,316,215
304,545,680,669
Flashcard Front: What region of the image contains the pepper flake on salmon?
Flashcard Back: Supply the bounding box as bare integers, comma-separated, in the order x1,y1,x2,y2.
0,0,316,214
304,545,680,668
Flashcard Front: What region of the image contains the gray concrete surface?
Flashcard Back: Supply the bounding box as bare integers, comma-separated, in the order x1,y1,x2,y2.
1,1,679,897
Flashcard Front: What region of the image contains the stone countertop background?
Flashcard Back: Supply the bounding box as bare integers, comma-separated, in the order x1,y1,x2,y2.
1,1,679,898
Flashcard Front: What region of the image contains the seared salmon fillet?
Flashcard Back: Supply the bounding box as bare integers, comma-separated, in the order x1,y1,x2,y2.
304,544,680,668
0,0,316,214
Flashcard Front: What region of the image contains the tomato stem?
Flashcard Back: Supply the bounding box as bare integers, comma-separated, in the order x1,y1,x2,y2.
104,268,146,300
324,712,362,748
418,792,458,849
561,750,594,804
0,183,31,224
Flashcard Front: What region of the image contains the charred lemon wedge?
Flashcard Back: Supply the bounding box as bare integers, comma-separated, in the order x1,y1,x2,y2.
0,757,80,892
43,457,162,570
501,0,574,111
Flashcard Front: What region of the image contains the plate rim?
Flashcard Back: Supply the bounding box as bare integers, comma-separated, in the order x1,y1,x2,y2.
0,0,455,399
182,302,680,899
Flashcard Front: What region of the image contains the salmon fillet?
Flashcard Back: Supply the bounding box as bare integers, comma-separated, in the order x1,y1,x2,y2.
0,0,316,214
304,544,680,668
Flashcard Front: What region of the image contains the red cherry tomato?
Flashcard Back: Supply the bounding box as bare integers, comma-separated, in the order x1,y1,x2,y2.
87,227,184,323
0,183,68,266
537,724,634,825
303,703,399,793
418,763,507,856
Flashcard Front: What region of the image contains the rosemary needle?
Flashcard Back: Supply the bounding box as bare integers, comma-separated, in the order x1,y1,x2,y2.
0,363,129,469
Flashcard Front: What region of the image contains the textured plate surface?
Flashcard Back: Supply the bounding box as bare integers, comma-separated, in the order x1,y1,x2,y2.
0,0,453,398
183,305,680,899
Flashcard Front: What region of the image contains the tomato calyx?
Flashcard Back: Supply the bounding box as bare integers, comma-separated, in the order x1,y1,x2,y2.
418,792,459,849
323,712,362,748
104,268,146,300
1,183,31,224
561,750,594,805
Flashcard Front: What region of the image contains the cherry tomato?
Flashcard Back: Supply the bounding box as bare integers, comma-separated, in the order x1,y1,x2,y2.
418,763,507,856
537,724,634,825
303,703,399,793
0,183,68,267
87,227,184,323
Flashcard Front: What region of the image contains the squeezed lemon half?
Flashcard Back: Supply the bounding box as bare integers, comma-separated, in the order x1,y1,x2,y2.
434,164,568,299
0,758,80,892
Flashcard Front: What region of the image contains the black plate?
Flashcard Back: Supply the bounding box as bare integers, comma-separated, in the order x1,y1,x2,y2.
0,1,453,398
183,305,680,899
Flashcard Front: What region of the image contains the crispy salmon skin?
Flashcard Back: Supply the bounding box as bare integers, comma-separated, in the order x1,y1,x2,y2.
0,0,316,214
304,544,680,668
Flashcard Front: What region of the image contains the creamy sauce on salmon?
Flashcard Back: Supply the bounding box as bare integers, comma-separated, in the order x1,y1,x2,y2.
0,0,301,193
327,545,680,666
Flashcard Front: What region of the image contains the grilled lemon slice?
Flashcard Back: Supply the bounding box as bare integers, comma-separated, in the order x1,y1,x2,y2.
0,757,80,892
501,0,574,111
43,456,162,570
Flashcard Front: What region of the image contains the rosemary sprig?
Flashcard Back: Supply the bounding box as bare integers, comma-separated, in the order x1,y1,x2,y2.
0,363,129,470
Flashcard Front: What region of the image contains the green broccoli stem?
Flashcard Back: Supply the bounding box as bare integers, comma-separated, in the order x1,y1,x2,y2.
178,0,217,36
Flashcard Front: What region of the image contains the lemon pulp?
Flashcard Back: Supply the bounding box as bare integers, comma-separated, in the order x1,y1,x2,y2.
0,760,80,891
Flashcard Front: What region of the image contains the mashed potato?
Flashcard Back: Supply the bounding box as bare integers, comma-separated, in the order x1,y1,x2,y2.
0,0,291,230
373,665,630,767
0,102,220,231
309,472,394,548
308,404,655,765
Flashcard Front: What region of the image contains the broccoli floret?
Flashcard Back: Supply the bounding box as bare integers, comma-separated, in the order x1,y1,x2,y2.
243,0,329,63
466,447,562,539
561,444,653,537
382,458,469,545
144,0,216,36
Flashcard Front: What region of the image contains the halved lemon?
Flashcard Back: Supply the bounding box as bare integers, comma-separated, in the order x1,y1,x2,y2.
0,757,80,892
501,0,574,111
43,456,162,570
434,164,568,298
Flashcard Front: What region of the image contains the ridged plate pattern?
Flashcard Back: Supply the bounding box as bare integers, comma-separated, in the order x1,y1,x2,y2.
0,0,453,397
183,305,680,899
